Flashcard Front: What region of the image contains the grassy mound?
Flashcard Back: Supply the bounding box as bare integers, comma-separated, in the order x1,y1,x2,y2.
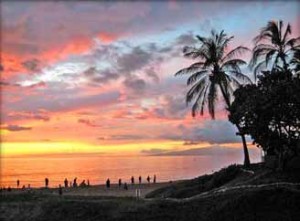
146,163,300,199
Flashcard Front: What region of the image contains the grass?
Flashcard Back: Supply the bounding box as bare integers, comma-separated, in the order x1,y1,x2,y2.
146,163,300,199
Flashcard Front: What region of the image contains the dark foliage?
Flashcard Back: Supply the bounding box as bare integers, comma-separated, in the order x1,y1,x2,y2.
228,70,300,169
250,20,300,80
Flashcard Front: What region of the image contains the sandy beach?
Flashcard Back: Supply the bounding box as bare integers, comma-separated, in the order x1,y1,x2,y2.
2,182,173,198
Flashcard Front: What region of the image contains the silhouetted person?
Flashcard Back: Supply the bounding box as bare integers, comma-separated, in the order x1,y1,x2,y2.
22,185,26,190
124,182,128,190
131,176,135,184
79,180,86,187
59,184,62,196
147,176,150,184
64,178,68,188
7,186,12,192
153,175,156,184
45,178,49,188
106,179,110,188
139,176,142,184
87,180,90,187
118,179,122,188
17,180,20,188
73,178,77,187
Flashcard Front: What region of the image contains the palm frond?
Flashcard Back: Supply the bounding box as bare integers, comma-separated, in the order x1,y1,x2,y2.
286,37,300,49
182,46,209,60
225,74,242,88
222,46,250,63
187,70,208,85
253,44,276,52
222,59,247,69
221,61,244,75
208,81,218,119
200,83,210,116
191,82,209,117
250,47,274,69
254,21,281,45
254,32,273,44
174,62,206,76
186,78,207,104
227,71,253,84
196,35,209,45
265,49,278,67
283,23,291,43
253,60,266,81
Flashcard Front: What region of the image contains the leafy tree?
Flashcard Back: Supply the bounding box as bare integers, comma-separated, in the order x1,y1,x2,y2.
229,70,300,169
175,30,252,167
250,20,300,80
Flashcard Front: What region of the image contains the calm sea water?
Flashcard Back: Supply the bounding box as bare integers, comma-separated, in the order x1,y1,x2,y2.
1,152,261,188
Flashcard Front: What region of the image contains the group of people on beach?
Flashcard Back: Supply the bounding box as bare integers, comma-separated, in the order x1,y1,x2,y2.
1,175,157,193
105,175,157,190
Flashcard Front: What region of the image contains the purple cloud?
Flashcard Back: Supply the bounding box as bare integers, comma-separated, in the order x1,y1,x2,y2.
1,124,32,132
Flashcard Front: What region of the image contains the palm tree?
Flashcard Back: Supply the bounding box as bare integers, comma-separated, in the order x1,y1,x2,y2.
250,20,300,80
175,30,252,167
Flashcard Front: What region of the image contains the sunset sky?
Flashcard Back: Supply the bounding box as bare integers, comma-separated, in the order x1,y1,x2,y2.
1,1,299,156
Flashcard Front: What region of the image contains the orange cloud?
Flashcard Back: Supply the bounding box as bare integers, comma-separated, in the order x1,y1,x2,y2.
98,32,120,44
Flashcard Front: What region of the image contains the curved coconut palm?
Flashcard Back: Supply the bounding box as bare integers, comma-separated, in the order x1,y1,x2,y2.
175,30,252,167
250,20,300,80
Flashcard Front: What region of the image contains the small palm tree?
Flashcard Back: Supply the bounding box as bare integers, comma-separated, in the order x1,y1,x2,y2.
175,30,252,167
250,20,300,80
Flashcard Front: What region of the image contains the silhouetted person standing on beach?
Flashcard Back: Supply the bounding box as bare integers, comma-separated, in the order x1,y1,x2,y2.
59,184,62,196
45,178,49,188
131,176,135,184
87,180,90,187
106,179,110,188
153,175,156,184
139,176,142,184
147,176,150,184
17,180,20,188
118,179,122,188
124,182,128,190
73,178,77,187
64,178,68,188
79,180,86,187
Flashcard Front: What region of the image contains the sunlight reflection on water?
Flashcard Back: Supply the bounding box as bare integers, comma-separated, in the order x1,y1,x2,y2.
1,152,261,188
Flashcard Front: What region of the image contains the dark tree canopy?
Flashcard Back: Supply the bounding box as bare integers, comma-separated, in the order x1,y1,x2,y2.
228,70,300,168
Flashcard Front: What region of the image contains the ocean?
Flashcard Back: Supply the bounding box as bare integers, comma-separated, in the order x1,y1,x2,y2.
1,151,261,188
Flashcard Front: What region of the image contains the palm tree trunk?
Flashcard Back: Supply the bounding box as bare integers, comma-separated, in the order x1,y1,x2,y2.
236,125,251,167
219,82,251,167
